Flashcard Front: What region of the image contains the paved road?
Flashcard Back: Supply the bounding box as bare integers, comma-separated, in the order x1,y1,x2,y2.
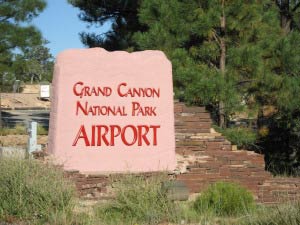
1,110,50,128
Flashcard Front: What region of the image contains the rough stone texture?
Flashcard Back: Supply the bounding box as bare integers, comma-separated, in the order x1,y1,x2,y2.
48,48,176,173
64,171,110,200
65,101,300,204
174,101,300,204
64,170,169,200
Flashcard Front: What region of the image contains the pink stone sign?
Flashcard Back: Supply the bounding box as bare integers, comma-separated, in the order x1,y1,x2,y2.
48,48,176,173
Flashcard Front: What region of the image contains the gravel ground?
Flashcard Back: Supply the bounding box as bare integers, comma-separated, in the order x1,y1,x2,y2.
0,135,48,147
1,93,50,109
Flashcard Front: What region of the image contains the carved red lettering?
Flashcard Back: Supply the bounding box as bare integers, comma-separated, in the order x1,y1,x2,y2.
72,125,160,147
137,125,150,146
110,125,121,146
73,81,84,98
150,125,160,146
132,102,157,116
117,82,127,97
97,125,110,146
72,125,90,146
121,125,138,146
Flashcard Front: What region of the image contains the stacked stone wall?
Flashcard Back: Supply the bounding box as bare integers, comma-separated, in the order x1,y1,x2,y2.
174,101,300,204
64,101,300,204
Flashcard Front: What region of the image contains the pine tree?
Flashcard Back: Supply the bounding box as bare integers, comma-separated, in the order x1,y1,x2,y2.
0,0,46,128
70,0,300,173
13,43,54,83
275,0,300,33
0,0,46,65
134,0,282,127
68,0,145,51
259,1,300,174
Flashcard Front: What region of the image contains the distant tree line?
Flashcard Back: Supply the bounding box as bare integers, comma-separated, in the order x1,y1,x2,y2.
0,0,53,92
69,0,300,175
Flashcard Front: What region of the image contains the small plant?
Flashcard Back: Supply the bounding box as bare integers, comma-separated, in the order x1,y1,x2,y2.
240,202,300,225
214,126,257,149
14,124,27,135
193,182,255,216
94,174,179,225
37,124,48,135
0,124,27,135
0,124,48,136
0,157,76,223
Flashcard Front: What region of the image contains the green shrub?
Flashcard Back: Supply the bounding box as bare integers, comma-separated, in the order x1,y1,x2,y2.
14,124,27,135
37,124,48,135
94,174,179,225
0,124,48,136
0,157,76,223
0,124,27,136
215,126,257,149
193,182,255,216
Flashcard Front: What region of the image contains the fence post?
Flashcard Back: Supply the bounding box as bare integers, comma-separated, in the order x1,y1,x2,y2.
27,121,41,157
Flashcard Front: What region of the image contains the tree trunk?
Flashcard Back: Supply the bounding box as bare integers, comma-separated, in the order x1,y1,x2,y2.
278,0,292,34
219,1,226,128
257,106,264,136
281,15,292,34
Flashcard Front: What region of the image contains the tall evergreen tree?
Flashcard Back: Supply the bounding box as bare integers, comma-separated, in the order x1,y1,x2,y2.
68,0,145,51
0,0,46,67
0,0,46,128
13,42,54,83
275,0,300,33
259,0,300,174
70,0,300,173
135,0,282,127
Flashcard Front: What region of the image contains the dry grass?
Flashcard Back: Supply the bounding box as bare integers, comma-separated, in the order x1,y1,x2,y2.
0,157,76,224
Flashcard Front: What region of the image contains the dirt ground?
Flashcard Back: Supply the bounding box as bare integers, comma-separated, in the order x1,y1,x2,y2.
1,93,50,108
1,85,50,109
0,135,48,147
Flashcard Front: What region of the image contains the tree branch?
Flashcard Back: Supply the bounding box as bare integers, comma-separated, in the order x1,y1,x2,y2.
292,2,300,12
236,79,256,86
207,60,218,69
212,29,221,47
0,16,10,22
275,0,282,9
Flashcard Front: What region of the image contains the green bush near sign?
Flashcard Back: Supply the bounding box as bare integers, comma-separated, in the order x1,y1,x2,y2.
214,126,257,149
0,160,300,224
193,181,255,216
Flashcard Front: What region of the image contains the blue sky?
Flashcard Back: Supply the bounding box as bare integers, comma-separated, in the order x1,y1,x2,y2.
30,0,111,57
